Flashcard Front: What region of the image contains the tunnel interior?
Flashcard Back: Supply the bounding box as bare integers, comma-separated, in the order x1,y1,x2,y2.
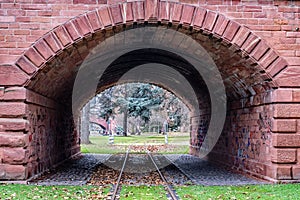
24,25,275,180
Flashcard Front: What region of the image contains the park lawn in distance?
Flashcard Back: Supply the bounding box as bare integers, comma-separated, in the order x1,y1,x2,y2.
120,185,167,200
175,184,300,200
81,133,189,154
0,184,110,200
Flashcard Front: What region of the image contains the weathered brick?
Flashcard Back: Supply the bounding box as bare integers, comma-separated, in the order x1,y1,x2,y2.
271,119,297,133
159,1,170,22
0,102,27,118
34,39,54,60
241,33,260,54
145,0,158,21
267,57,288,77
98,7,112,27
15,56,37,75
192,7,206,30
293,166,300,179
1,87,26,101
43,32,62,53
271,148,296,163
0,65,29,86
122,2,134,23
181,5,194,25
272,89,293,102
232,27,251,47
273,134,300,147
86,10,103,31
171,3,182,23
274,104,300,118
223,21,240,41
132,1,144,21
250,40,269,61
275,66,300,87
213,14,229,36
3,164,27,180
2,147,27,164
73,15,93,36
275,166,292,180
54,26,72,47
0,118,29,132
110,5,123,25
203,11,218,31
24,48,45,67
64,21,81,41
0,132,28,148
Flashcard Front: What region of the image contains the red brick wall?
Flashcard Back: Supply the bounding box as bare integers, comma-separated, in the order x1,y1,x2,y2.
0,0,300,181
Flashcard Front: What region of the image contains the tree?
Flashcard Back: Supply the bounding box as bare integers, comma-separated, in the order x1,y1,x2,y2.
81,101,91,144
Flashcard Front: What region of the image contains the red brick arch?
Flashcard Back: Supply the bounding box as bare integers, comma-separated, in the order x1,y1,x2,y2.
14,1,287,87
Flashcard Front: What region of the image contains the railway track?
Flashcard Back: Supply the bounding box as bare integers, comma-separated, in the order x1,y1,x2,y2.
108,148,179,200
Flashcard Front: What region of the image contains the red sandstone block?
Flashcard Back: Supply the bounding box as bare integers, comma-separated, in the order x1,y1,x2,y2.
267,57,288,77
24,48,44,67
272,89,293,103
64,21,81,41
0,132,28,148
133,1,144,22
293,90,300,102
87,10,103,31
274,104,300,118
271,148,296,163
273,134,300,147
259,49,278,69
122,3,134,23
241,33,260,54
285,57,300,66
2,147,27,164
271,119,297,133
232,27,250,47
213,14,229,36
0,102,27,118
98,7,112,27
202,11,218,31
171,3,182,23
110,5,123,25
3,164,27,180
223,21,240,41
34,39,55,61
276,166,292,180
0,118,29,132
250,40,269,61
54,26,72,47
74,15,93,36
0,65,29,86
159,1,170,22
293,166,300,179
145,0,158,21
192,7,206,30
43,32,62,53
15,56,37,75
181,5,194,25
2,87,26,101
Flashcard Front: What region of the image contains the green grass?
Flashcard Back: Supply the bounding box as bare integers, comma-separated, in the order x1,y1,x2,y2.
0,184,110,200
81,134,190,154
2,183,300,199
175,184,300,200
120,185,167,200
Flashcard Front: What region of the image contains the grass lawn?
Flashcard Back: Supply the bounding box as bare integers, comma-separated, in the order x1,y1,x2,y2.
175,184,300,200
0,184,110,200
120,185,167,200
1,184,300,199
81,133,190,154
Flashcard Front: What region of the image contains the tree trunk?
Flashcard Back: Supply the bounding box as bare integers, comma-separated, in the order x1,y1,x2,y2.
123,110,128,136
81,102,91,144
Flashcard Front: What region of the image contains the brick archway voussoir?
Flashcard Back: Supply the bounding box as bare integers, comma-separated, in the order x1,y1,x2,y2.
14,0,286,89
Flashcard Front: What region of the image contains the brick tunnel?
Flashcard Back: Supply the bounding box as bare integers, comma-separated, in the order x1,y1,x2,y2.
0,0,300,182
